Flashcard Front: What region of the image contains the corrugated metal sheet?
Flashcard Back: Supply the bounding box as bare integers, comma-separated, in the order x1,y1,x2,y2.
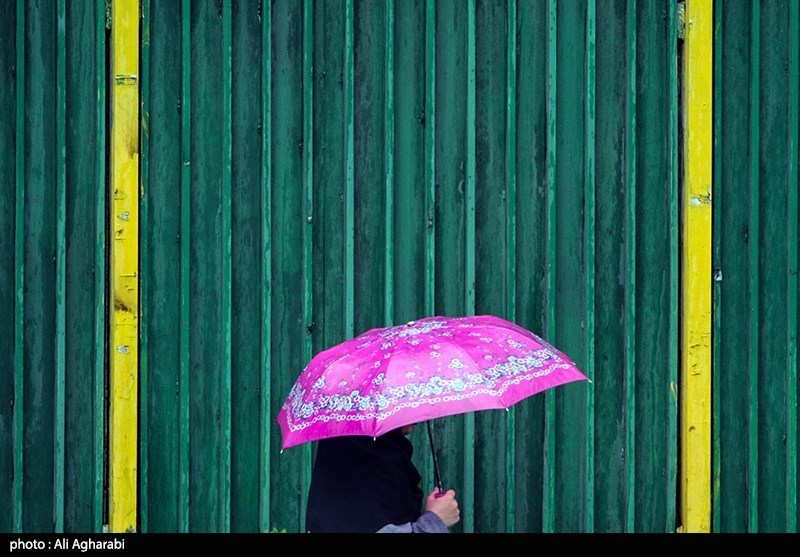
0,0,107,533
137,0,679,533
24,0,800,535
713,0,799,533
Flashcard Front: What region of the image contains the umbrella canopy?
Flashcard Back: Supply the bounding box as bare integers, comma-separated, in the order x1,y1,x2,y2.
277,314,588,451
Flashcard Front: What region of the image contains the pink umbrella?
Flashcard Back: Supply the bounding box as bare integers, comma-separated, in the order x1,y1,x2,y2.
277,315,588,472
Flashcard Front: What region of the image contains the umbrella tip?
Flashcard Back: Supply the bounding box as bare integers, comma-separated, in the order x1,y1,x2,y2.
279,449,284,455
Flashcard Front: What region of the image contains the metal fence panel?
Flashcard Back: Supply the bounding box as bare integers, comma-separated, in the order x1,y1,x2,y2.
138,0,679,533
713,0,799,533
0,0,106,534
0,0,687,534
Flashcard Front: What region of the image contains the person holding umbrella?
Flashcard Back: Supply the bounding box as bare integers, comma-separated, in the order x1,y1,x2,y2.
279,315,588,533
305,423,461,533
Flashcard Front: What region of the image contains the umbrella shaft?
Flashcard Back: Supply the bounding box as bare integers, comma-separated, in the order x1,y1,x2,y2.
426,421,444,493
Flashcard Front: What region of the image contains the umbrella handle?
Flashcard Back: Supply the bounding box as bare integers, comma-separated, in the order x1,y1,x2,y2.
426,420,444,494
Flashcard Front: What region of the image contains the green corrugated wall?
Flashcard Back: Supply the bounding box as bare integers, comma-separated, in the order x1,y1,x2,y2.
712,0,799,533
0,0,107,533
137,0,678,533
1,0,797,535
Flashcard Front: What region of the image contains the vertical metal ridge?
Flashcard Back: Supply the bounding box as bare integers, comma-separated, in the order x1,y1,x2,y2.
681,0,713,533
584,0,596,534
55,0,67,532
178,0,191,533
259,0,273,534
301,0,314,532
220,0,233,532
94,0,107,533
787,0,799,533
465,0,476,318
109,0,140,533
668,0,680,533
463,0,476,535
424,0,435,319
13,0,24,534
424,0,437,505
624,0,637,533
711,0,722,534
383,0,395,327
139,0,151,533
344,0,355,340
543,0,557,533
747,0,760,533
504,0,517,533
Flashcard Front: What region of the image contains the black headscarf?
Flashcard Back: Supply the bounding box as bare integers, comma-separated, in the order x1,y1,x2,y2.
305,429,424,533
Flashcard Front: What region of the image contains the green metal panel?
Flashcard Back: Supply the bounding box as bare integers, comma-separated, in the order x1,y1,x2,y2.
0,0,19,534
715,0,750,533
140,0,182,532
756,1,793,533
7,0,800,537
504,0,519,533
432,0,469,534
789,1,799,535
0,0,20,535
0,0,106,534
634,0,678,533
543,0,557,532
23,0,59,532
635,0,678,533
748,1,761,533
259,0,274,534
65,0,107,534
592,0,678,533
140,0,284,532
594,0,629,533
396,0,433,496
390,0,426,328
473,0,510,534
0,0,713,535
512,0,547,533
353,0,385,338
712,0,723,534
229,0,264,534
139,0,150,533
714,0,799,533
137,0,680,533
273,0,306,533
0,0,686,535
189,0,227,532
382,0,395,328
311,0,345,365
139,0,316,533
553,0,589,533
300,0,315,531
582,0,596,533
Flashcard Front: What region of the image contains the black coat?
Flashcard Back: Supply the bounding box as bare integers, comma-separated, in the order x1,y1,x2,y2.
305,429,424,533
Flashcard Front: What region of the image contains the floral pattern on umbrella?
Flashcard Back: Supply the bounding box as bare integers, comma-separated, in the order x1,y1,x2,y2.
277,315,588,450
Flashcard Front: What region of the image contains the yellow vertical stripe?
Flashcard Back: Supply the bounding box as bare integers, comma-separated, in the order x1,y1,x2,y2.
110,0,139,533
681,0,713,533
